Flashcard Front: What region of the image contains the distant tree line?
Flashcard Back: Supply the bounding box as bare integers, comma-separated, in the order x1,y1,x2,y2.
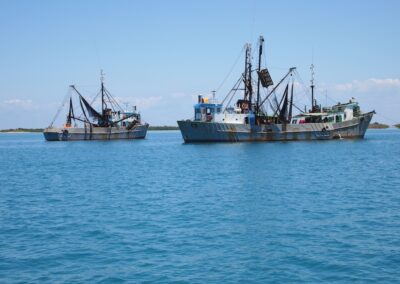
1,126,180,132
0,128,44,133
368,122,389,129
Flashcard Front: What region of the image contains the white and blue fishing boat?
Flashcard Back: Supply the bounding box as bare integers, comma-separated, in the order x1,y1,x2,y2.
44,72,148,141
178,36,374,142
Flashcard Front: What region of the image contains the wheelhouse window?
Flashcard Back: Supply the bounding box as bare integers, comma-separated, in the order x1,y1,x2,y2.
195,108,201,120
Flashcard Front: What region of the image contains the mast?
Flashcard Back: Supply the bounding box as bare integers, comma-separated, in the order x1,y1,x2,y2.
248,46,253,111
100,70,105,116
288,77,294,122
244,44,249,100
256,36,264,114
310,64,315,111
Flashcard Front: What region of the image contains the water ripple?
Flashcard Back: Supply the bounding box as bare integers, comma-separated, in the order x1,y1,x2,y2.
0,130,400,283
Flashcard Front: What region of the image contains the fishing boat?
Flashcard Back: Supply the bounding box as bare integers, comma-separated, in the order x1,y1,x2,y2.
43,72,149,141
177,36,374,142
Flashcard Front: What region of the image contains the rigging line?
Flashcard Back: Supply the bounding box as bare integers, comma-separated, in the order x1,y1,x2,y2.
259,68,293,107
224,89,237,112
258,85,268,108
215,45,246,93
297,70,338,105
291,76,304,113
221,75,242,105
293,70,314,108
105,88,123,111
49,88,71,127
79,86,101,105
374,112,399,124
70,86,90,121
292,102,305,113
294,70,310,98
73,85,100,114
294,69,339,107
222,77,242,112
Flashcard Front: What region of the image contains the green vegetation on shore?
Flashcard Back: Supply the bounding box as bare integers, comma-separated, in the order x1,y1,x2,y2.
0,128,44,133
394,124,400,129
148,126,179,131
1,126,180,132
368,122,389,129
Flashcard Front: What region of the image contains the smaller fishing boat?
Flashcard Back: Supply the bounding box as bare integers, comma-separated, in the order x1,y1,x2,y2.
43,71,148,141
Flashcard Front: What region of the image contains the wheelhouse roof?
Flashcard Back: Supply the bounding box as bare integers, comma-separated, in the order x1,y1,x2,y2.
294,112,328,117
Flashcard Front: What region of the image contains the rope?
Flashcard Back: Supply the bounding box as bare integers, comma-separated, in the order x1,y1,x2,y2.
215,45,245,93
375,113,399,124
222,76,242,112
49,89,71,127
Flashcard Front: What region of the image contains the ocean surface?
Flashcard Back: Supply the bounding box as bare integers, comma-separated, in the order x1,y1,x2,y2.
1,129,399,283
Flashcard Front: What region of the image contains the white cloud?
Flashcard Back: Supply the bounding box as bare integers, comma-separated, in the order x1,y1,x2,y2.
113,95,163,110
130,96,163,109
1,99,34,109
322,78,400,125
333,78,400,93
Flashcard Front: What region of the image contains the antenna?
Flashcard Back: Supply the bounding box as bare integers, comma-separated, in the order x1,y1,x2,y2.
123,102,129,112
325,89,328,109
100,69,105,83
247,44,253,110
100,69,106,115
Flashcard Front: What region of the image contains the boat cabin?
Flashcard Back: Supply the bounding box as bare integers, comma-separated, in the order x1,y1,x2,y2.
194,95,223,122
291,98,362,125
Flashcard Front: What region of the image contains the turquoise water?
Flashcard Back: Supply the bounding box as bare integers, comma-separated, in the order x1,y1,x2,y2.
1,130,400,283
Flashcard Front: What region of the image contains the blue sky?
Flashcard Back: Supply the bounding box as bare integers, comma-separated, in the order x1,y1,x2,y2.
1,0,399,128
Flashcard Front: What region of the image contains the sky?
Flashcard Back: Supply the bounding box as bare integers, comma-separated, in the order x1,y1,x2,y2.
0,0,399,128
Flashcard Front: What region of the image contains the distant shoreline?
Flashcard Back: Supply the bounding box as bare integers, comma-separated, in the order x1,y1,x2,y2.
368,122,390,129
0,126,180,133
0,128,43,133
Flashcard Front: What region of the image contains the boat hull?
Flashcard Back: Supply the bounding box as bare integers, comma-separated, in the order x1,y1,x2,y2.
43,124,149,141
178,112,374,143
